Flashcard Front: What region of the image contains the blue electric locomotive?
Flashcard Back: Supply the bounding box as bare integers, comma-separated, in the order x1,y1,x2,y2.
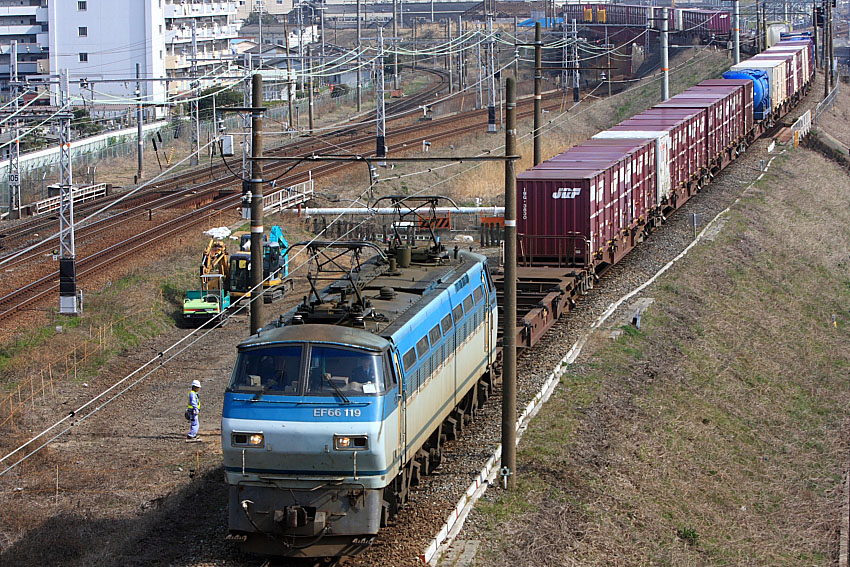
222,238,498,557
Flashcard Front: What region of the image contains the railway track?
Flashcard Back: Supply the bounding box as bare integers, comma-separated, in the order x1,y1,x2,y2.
0,67,452,252
0,66,625,323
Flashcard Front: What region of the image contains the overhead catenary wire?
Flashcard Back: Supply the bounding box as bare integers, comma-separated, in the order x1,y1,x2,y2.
0,43,728,478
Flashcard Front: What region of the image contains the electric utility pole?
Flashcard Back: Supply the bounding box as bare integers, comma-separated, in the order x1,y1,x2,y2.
250,74,265,334
190,18,200,166
8,40,20,219
502,75,517,490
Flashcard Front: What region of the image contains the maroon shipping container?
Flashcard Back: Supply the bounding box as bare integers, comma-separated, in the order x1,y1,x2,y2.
655,97,723,165
547,140,656,226
695,79,754,133
688,82,749,143
517,140,656,267
618,108,705,189
681,8,730,35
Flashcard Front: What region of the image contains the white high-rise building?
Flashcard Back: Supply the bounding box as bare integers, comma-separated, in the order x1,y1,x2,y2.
48,0,238,115
48,0,167,110
0,0,48,94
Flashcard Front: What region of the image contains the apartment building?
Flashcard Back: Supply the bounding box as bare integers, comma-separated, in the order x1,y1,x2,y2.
47,0,239,116
0,0,48,94
234,0,292,22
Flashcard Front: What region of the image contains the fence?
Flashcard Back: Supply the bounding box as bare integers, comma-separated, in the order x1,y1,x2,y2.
814,83,840,124
789,110,812,146
0,302,163,431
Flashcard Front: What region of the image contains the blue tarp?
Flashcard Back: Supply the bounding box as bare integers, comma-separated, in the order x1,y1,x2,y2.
518,17,564,27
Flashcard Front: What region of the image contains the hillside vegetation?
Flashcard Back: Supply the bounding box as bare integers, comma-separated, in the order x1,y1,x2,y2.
471,147,850,566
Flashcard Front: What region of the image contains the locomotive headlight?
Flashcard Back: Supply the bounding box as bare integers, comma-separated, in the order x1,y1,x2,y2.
232,432,264,448
334,434,368,451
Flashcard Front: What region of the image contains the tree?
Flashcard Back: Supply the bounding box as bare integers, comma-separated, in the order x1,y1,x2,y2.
72,108,103,137
197,87,242,120
20,129,48,152
245,11,276,25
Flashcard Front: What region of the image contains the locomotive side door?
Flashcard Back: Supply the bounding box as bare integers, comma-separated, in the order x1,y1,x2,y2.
391,348,407,466
481,269,492,369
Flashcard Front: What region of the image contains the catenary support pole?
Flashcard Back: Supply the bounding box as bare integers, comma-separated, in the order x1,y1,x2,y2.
377,28,387,163
813,3,819,68
606,24,611,97
250,74,265,335
733,0,740,64
308,45,314,133
136,63,144,181
190,18,200,166
514,16,519,80
58,68,79,315
487,15,497,132
533,22,542,165
827,2,835,90
357,0,362,111
571,19,579,103
502,76,517,490
458,16,464,89
447,19,453,93
283,19,294,130
393,0,400,89
8,40,19,219
661,7,669,101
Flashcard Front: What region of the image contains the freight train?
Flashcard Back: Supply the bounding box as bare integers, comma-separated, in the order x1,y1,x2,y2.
518,35,814,268
219,33,815,559
562,3,731,36
221,234,498,557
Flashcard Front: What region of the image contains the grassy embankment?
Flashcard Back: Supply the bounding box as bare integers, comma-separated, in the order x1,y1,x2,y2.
470,147,850,566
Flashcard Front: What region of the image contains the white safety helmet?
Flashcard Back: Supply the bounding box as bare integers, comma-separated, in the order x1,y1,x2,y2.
192,379,201,388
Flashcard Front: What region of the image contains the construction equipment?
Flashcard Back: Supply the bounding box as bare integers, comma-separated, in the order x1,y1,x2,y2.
183,239,232,321
229,225,292,303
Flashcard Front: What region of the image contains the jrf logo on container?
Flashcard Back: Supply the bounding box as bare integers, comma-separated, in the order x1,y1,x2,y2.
552,187,581,199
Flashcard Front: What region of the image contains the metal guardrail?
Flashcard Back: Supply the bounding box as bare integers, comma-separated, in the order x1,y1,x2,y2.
262,178,314,214
814,83,840,124
33,183,108,216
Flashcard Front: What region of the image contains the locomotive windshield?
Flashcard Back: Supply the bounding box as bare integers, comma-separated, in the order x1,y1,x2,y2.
229,345,303,394
306,346,386,396
228,344,387,397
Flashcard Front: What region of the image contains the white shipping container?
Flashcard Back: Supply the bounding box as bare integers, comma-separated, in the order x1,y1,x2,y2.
767,44,809,89
730,59,787,111
592,131,672,206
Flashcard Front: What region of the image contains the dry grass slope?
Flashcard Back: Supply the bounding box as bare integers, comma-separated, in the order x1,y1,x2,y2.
470,148,850,566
